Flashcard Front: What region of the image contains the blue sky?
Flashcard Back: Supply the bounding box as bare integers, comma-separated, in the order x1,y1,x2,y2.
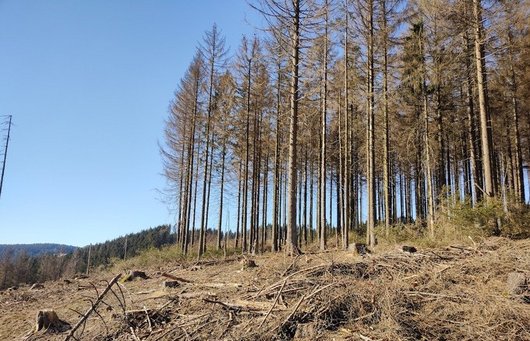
0,0,260,246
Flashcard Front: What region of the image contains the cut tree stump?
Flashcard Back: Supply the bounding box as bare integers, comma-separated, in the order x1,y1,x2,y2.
402,246,417,253
294,322,317,340
349,243,370,256
507,272,528,296
35,309,70,332
122,270,149,282
163,280,180,288
30,283,44,290
240,259,257,269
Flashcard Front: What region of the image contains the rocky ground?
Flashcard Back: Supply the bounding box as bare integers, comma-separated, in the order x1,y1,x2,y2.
1,237,529,341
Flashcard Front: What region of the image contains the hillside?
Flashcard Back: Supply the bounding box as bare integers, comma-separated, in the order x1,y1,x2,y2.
0,244,77,257
1,237,529,340
0,225,173,291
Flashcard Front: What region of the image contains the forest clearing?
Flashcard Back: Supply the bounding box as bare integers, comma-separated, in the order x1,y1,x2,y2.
1,0,530,339
2,236,529,340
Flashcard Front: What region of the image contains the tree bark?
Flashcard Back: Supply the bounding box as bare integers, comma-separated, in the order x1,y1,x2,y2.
286,0,301,256
319,0,329,250
367,0,376,248
473,0,494,202
216,141,227,250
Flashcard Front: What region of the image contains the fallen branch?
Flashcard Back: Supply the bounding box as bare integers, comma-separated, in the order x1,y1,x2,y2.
144,306,153,333
130,326,141,341
255,264,329,298
161,272,192,283
358,333,374,341
405,291,470,302
64,274,122,341
271,292,308,334
202,298,266,314
259,279,287,328
280,255,300,277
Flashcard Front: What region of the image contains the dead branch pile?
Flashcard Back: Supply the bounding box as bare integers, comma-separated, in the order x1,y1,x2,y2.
13,237,530,340
158,238,528,341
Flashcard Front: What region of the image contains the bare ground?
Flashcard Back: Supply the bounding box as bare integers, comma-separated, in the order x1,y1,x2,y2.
2,237,529,341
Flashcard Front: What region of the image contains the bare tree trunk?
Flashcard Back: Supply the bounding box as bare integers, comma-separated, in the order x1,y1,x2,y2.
180,65,201,254
464,33,479,206
399,171,404,222
286,0,301,256
272,60,281,252
298,163,303,247
473,0,494,202
190,146,200,248
342,4,350,250
319,0,329,250
328,168,332,248
406,169,411,223
217,141,227,250
421,28,435,238
367,0,376,248
280,165,288,245
333,168,339,238
262,152,269,253
235,160,242,249
254,110,263,254
175,138,186,244
309,162,315,242
381,0,391,234
242,57,252,253
507,30,525,203
303,150,308,246
198,53,216,258
250,104,260,254
203,141,215,253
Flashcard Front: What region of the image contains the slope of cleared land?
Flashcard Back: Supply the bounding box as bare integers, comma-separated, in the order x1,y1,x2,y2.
2,237,529,341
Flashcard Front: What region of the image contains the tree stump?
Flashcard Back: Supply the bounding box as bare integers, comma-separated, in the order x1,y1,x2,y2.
35,309,70,332
163,280,180,288
293,322,317,340
349,243,370,256
507,272,528,296
122,270,149,282
30,283,44,290
240,259,257,270
402,245,417,253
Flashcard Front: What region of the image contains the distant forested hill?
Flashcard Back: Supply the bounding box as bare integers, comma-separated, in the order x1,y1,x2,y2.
0,243,77,257
74,224,175,269
0,224,173,290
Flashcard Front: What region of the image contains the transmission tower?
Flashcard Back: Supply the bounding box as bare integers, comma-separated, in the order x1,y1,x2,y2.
0,115,12,199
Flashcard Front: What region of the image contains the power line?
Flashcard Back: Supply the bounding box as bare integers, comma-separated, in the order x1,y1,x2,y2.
0,115,13,199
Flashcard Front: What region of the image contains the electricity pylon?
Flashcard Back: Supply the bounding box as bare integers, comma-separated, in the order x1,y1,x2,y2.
0,115,12,199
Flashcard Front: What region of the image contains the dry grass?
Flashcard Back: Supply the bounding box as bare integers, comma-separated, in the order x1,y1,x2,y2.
1,236,529,340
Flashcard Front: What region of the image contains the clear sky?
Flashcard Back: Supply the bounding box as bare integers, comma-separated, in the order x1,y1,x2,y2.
0,0,260,247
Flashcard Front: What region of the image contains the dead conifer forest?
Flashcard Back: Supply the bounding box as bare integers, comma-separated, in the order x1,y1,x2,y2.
162,0,530,256
2,0,530,340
